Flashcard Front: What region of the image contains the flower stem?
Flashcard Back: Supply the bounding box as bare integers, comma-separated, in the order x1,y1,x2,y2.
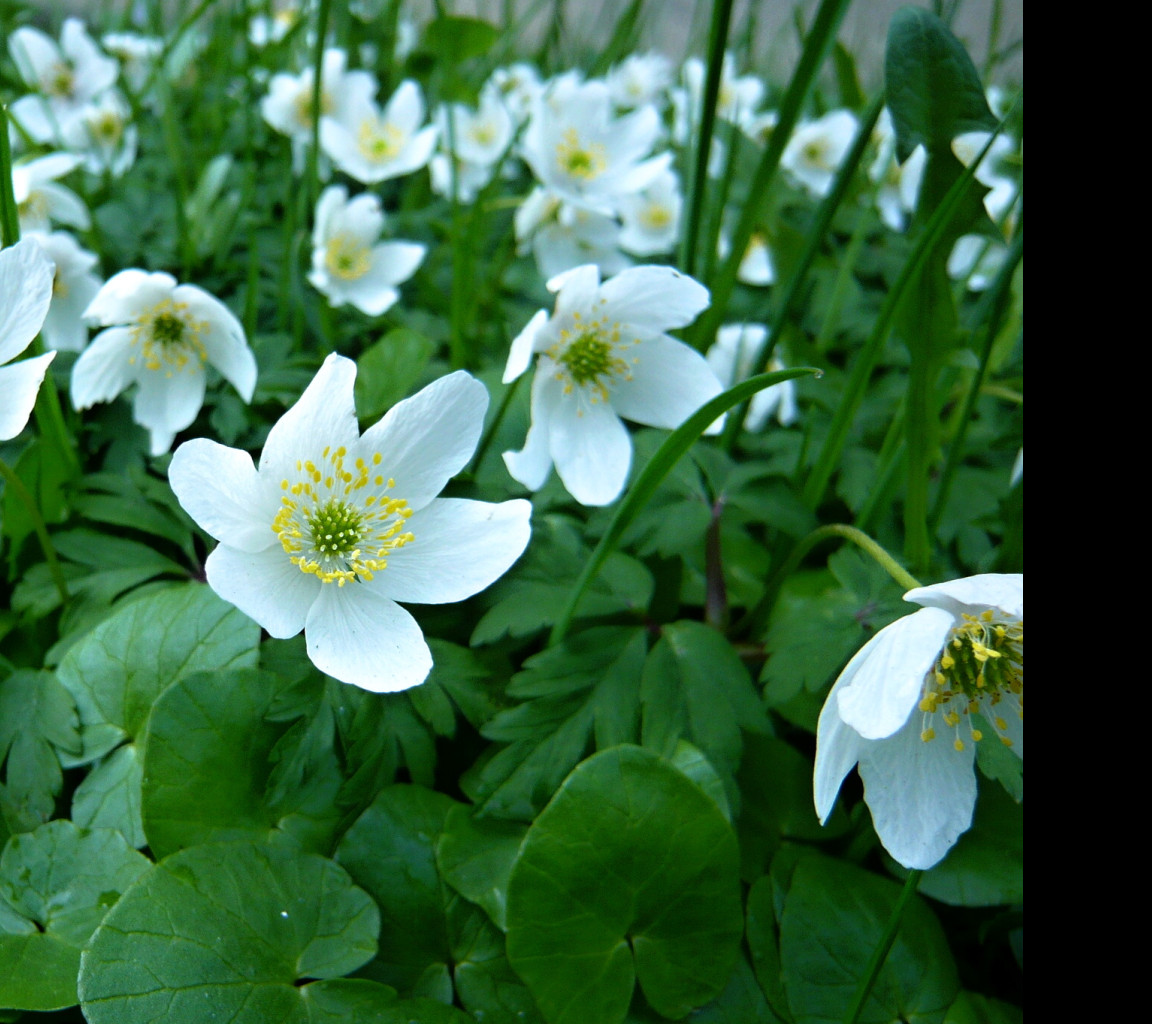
842,868,923,1024
0,457,69,606
468,374,521,477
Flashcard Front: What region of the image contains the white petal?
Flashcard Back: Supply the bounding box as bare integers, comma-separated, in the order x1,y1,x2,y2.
205,543,319,638
84,269,175,324
374,497,531,603
169,438,281,551
368,241,425,288
259,353,360,482
906,574,1023,620
0,351,55,441
610,333,724,431
549,392,631,506
305,584,432,692
813,675,867,824
549,263,600,314
358,370,488,511
132,362,205,441
175,285,256,401
0,239,54,364
69,326,136,408
857,711,978,869
504,308,548,383
503,369,560,489
597,265,709,330
382,80,425,134
835,606,954,740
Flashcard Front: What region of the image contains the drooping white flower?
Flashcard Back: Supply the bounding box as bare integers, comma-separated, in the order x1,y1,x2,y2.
514,188,630,281
71,270,256,455
0,240,56,441
502,264,723,506
607,52,673,110
308,185,425,316
25,231,102,353
7,17,118,143
520,79,669,217
618,168,682,256
705,324,796,430
168,355,532,692
319,79,438,185
781,109,860,197
12,153,90,234
814,574,1023,870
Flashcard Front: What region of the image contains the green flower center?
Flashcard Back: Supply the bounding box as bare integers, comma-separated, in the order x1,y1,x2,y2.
358,117,404,162
273,445,414,586
556,128,607,181
548,310,637,405
918,611,1023,751
152,311,186,347
129,299,208,376
324,233,371,281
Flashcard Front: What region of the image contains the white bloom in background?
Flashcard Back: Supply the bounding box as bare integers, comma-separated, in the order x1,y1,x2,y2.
705,324,796,430
607,52,673,109
7,17,118,143
169,355,532,692
869,109,925,231
503,264,722,505
71,270,257,455
430,154,497,205
515,188,630,281
101,32,163,94
429,91,514,202
63,88,137,177
0,240,56,441
814,574,1023,870
520,79,669,217
952,131,1018,223
261,49,376,152
673,53,764,143
25,231,102,353
618,168,681,256
487,63,543,124
248,2,304,47
946,234,1008,292
308,185,425,316
12,153,90,234
738,232,775,286
320,79,438,185
781,109,859,197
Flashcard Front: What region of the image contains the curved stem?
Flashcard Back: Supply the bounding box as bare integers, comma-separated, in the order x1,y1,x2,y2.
0,457,69,605
843,869,923,1024
468,374,521,477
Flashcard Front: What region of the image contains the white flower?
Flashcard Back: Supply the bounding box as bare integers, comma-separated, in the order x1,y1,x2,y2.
25,231,102,353
308,185,425,316
618,168,682,256
261,49,376,150
781,109,860,198
869,110,925,232
0,240,56,441
502,264,722,506
101,32,163,94
607,52,673,110
168,355,532,692
486,63,543,124
705,324,796,430
514,188,630,281
12,153,90,234
951,131,1018,223
814,574,1023,870
429,92,514,203
520,79,669,217
319,79,438,185
71,270,257,455
63,88,137,177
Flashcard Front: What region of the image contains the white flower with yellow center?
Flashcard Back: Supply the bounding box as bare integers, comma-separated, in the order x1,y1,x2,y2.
24,231,102,353
520,79,669,217
814,573,1023,869
70,270,256,455
62,88,137,177
781,109,860,198
308,186,425,316
0,240,56,442
169,355,532,692
12,153,90,235
606,52,673,110
514,187,630,281
705,324,796,430
319,80,438,185
503,264,723,506
618,168,682,256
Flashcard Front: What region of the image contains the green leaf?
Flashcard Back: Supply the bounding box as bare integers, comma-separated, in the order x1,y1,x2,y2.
0,669,79,833
689,955,786,1024
777,853,959,1023
421,15,500,63
0,821,150,1011
335,785,460,993
354,329,435,421
452,908,544,1024
885,7,998,162
142,668,342,859
436,804,527,930
943,991,1023,1024
79,841,380,1023
55,585,260,845
506,745,743,1024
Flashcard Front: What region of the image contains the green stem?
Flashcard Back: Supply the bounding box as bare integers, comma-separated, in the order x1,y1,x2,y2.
678,0,734,277
904,354,935,574
0,106,19,246
0,457,69,605
843,869,923,1024
468,374,521,477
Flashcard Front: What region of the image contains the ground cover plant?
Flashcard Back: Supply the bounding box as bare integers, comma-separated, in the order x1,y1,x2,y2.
0,0,1022,1021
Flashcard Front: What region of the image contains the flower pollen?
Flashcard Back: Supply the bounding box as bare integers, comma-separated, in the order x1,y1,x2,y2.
324,233,372,281
130,298,209,376
918,610,1023,751
549,308,636,404
358,117,404,162
272,445,414,586
555,128,607,181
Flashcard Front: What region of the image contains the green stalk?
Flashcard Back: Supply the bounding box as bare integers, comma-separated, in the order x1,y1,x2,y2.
929,228,1023,532
854,397,906,531
692,0,854,348
903,351,934,572
720,92,883,453
468,374,522,477
678,0,734,277
0,106,19,246
0,458,69,605
843,869,923,1024
550,366,819,645
801,127,1006,511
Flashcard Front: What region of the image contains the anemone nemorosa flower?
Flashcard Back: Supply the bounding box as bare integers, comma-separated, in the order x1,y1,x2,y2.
502,263,723,506
169,354,532,692
814,574,1023,870
0,239,56,441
